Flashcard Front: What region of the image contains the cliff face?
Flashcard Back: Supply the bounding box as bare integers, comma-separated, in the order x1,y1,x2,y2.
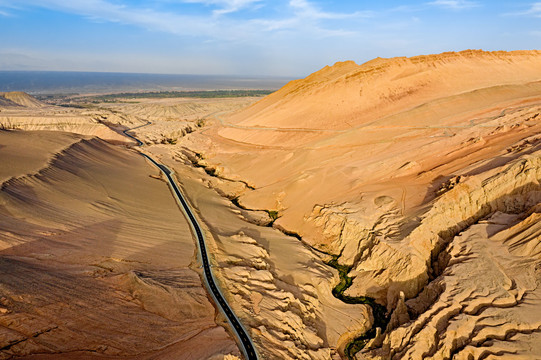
358,153,541,359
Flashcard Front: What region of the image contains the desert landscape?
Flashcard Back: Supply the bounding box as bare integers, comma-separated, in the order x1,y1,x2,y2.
1,48,541,360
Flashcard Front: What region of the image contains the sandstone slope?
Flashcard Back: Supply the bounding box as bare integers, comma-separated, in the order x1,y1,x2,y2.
147,144,372,359
170,50,541,358
0,91,45,108
0,130,240,359
226,50,541,131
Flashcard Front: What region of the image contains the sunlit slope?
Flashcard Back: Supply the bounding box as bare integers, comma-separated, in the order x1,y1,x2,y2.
225,50,541,132
182,49,541,360
191,50,541,245
0,91,45,108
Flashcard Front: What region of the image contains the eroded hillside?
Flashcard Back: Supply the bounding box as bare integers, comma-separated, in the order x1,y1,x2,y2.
3,50,541,360
169,50,541,359
0,91,130,143
0,104,242,358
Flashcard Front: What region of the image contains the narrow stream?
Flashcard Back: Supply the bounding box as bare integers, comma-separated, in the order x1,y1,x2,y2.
326,256,390,359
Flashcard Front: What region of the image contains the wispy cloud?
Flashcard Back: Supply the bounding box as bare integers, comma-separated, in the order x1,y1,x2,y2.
181,0,263,16
0,0,238,38
390,5,426,13
3,0,369,40
509,2,541,17
289,0,373,20
427,0,480,10
248,0,372,37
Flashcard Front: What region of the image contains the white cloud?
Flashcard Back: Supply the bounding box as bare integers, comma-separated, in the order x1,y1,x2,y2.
515,2,541,17
248,0,372,37
427,0,479,10
289,0,373,20
3,0,370,40
0,0,236,38
390,5,424,12
252,17,298,31
181,0,263,16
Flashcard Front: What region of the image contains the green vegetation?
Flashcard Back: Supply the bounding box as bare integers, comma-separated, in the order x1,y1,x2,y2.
267,210,279,221
56,103,94,109
328,256,353,297
35,93,79,101
83,89,274,102
326,256,390,359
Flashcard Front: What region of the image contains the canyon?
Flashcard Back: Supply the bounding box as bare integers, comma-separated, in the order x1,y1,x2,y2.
1,49,541,359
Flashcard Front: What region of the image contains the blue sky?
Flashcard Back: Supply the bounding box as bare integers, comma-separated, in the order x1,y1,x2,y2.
0,0,540,76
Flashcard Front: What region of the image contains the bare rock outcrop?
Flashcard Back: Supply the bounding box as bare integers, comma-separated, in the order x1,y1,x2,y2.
360,207,541,359
309,150,541,310
212,231,372,359
306,197,401,265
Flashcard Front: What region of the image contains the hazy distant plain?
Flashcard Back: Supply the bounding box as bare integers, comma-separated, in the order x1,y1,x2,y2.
0,71,291,94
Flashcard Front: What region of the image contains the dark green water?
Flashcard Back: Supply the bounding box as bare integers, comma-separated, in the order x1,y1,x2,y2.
326,256,389,359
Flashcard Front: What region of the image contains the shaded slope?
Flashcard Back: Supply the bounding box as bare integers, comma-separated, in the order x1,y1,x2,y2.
0,130,240,359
